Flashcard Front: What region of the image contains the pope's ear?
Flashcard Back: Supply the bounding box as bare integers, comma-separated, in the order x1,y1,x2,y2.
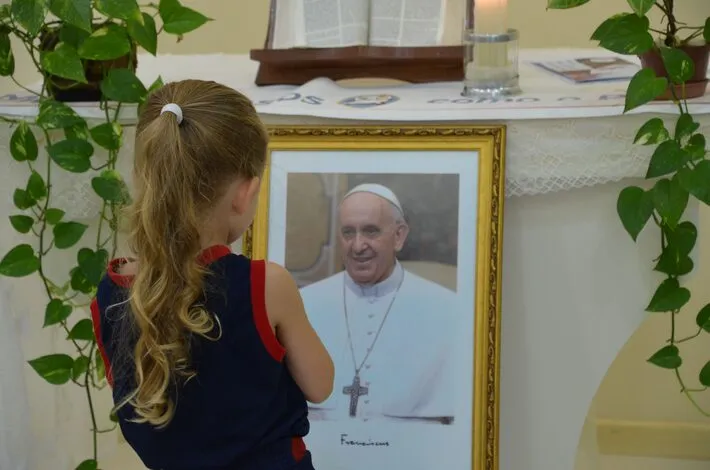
394,223,409,252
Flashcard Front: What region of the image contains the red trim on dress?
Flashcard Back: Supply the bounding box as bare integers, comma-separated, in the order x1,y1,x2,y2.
291,437,307,462
90,298,114,387
249,260,286,362
106,245,232,288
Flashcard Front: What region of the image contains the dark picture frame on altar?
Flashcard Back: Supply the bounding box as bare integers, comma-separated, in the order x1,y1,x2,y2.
243,125,505,470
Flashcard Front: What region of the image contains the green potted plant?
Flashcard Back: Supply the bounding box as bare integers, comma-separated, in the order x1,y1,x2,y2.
0,0,210,468
546,0,710,416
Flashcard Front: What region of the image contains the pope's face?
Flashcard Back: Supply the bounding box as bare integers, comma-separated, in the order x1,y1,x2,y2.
338,192,408,285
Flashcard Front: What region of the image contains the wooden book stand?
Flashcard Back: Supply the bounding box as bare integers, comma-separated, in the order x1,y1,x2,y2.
250,0,464,86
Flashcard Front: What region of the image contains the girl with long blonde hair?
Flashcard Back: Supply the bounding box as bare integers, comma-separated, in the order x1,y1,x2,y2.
90,79,334,470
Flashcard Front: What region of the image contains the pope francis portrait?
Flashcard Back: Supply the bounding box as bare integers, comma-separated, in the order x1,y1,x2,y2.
299,183,458,425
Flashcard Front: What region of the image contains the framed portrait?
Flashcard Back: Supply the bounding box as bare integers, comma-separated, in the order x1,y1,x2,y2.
243,125,505,470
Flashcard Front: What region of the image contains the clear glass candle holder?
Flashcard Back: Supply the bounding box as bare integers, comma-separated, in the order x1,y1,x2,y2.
462,29,522,98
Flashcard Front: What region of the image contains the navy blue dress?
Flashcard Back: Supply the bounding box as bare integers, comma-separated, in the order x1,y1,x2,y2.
91,246,313,470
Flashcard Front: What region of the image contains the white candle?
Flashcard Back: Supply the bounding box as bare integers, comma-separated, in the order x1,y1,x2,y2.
474,0,508,35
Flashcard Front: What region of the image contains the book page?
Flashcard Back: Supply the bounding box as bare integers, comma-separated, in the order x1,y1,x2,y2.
369,0,452,47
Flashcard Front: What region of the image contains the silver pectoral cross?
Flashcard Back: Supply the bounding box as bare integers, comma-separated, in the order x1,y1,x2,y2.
343,374,369,417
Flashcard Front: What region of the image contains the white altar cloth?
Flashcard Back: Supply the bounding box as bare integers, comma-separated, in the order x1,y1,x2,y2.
0,50,703,470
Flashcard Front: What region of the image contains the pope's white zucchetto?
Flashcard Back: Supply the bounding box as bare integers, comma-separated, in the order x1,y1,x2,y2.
342,183,404,216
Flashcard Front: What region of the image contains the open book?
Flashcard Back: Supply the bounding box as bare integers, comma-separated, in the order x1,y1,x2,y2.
268,0,466,49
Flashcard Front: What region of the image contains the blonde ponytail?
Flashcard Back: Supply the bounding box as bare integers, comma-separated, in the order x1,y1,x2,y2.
117,80,267,427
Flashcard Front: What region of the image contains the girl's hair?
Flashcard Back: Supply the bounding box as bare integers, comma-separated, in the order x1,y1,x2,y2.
119,79,268,427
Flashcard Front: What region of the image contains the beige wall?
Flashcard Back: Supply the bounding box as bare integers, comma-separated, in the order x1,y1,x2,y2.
3,0,710,469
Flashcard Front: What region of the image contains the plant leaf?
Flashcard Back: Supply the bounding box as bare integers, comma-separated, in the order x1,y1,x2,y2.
705,18,710,43
634,117,669,145
72,356,90,381
100,68,147,103
94,348,106,381
617,186,653,241
90,122,122,150
47,138,94,173
48,0,91,32
591,13,654,55
654,221,696,276
647,345,682,369
159,0,211,35
674,114,699,141
696,303,710,333
67,318,95,341
0,244,39,277
546,0,591,7
685,134,706,161
677,161,710,205
78,24,132,60
36,99,84,129
95,0,141,20
78,247,108,286
10,121,38,162
625,68,668,112
58,24,90,49
92,170,128,203
700,361,710,387
27,171,47,200
44,208,65,225
44,299,73,327
11,0,48,36
646,278,690,312
626,0,654,16
41,42,87,83
127,11,157,55
76,459,98,470
9,215,34,234
70,267,93,294
53,222,88,249
13,188,35,210
651,176,688,229
645,140,687,178
0,31,14,76
28,353,74,385
660,47,695,84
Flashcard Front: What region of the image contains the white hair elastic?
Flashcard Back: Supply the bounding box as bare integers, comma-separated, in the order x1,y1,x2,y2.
160,103,183,125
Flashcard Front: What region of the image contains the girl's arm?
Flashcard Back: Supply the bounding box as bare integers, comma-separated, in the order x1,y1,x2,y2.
265,262,334,403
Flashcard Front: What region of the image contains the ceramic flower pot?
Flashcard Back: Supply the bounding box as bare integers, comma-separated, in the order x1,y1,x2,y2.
638,43,709,100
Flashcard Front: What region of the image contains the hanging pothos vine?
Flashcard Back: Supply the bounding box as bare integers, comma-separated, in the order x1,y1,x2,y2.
547,0,710,416
0,1,210,469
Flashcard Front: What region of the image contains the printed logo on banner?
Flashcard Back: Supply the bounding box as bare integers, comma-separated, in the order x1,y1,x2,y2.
339,94,399,108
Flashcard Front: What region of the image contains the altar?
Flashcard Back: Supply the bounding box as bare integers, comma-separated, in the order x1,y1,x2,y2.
1,49,709,470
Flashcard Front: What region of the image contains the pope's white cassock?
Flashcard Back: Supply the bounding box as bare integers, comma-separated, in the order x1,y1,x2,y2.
300,258,459,424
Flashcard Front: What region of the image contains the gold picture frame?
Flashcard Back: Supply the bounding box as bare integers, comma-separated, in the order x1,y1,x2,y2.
243,125,505,470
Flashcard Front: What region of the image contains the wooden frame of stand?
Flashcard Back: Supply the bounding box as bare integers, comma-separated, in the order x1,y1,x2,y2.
249,0,465,86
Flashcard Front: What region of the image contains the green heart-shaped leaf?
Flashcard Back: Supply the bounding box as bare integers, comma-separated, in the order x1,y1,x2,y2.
48,0,91,32
685,134,706,161
617,186,653,241
647,345,682,369
26,171,47,200
626,0,654,16
127,11,157,55
70,266,94,294
44,299,73,327
0,244,39,277
696,303,710,333
78,247,109,286
78,24,131,60
72,356,90,381
36,99,84,129
546,0,591,7
655,221,697,276
100,68,147,103
47,138,94,173
0,31,14,76
9,214,34,234
625,68,668,112
44,208,65,225
634,117,669,145
95,0,140,20
591,13,654,55
10,121,38,162
699,361,710,387
159,0,211,35
28,353,74,385
13,188,35,210
646,140,687,178
660,47,695,84
90,122,122,150
651,176,688,229
11,0,48,36
41,42,87,83
677,161,710,205
646,277,690,312
53,221,88,249
92,170,128,203
67,318,95,341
